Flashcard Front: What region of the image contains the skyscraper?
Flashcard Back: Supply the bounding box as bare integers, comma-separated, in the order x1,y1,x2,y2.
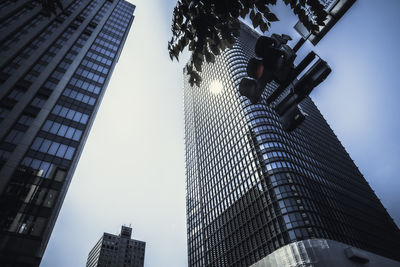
86,225,146,267
0,1,135,266
184,24,400,266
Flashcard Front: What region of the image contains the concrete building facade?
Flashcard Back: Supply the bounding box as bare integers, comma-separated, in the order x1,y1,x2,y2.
86,226,145,267
0,1,135,266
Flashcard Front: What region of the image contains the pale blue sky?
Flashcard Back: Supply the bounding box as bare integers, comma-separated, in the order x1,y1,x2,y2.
41,1,400,266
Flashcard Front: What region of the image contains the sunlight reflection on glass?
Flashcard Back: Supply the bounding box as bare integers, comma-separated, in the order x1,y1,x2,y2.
209,80,223,94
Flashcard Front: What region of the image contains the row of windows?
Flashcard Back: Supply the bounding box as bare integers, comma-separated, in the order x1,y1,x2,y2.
4,129,24,145
283,212,307,229
108,12,130,26
80,0,101,17
278,197,303,214
95,36,119,52
0,113,36,164
265,160,295,171
31,137,75,160
98,32,121,45
8,213,47,237
52,104,89,124
6,87,26,102
23,27,74,83
0,0,39,31
75,67,106,83
91,43,116,58
0,0,14,11
42,119,82,141
1,0,87,79
20,156,67,180
68,77,102,94
18,114,35,126
30,94,47,108
1,13,45,51
81,59,110,75
86,51,113,65
92,1,112,24
63,87,96,105
1,20,61,75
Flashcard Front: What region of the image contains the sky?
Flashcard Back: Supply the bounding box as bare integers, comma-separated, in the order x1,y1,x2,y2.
41,1,400,266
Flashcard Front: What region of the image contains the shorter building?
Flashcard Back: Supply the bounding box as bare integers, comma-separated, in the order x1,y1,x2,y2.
86,225,145,267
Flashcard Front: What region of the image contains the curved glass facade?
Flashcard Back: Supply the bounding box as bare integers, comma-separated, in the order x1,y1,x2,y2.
184,25,400,267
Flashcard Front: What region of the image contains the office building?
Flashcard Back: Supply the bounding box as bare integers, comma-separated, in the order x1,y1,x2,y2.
183,25,400,266
0,0,135,266
86,225,145,267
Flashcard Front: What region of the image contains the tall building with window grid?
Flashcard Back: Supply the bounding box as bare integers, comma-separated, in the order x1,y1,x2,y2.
184,25,400,267
0,0,135,266
86,225,145,267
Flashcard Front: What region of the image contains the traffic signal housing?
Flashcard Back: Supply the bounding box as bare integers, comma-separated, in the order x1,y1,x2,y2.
238,34,331,132
238,78,261,104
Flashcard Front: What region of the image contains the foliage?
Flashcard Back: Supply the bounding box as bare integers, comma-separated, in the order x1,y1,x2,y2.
41,0,63,17
168,0,327,86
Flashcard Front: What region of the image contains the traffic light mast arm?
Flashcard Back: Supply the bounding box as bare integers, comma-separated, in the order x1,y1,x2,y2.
293,37,306,52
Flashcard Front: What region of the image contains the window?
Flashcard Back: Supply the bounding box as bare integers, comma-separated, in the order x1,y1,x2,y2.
31,95,47,108
4,129,24,145
18,114,34,126
7,88,25,101
54,169,67,182
43,189,58,208
56,144,67,158
30,217,47,237
31,138,76,160
52,105,90,124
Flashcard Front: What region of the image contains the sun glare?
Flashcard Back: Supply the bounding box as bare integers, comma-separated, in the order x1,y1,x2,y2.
209,80,223,94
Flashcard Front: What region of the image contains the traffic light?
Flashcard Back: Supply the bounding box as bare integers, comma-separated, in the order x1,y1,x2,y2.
280,104,307,132
254,34,296,84
239,34,296,105
238,78,260,104
238,34,332,132
274,58,331,117
266,51,317,105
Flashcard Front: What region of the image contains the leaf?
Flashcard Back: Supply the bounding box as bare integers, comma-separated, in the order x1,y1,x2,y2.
252,12,260,28
259,21,268,33
250,9,255,20
193,57,203,72
168,0,328,86
209,44,221,56
205,51,215,63
239,6,249,18
265,12,279,22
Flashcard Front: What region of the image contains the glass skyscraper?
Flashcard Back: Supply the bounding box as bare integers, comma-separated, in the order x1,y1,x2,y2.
86,225,146,267
184,24,400,267
0,1,135,266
